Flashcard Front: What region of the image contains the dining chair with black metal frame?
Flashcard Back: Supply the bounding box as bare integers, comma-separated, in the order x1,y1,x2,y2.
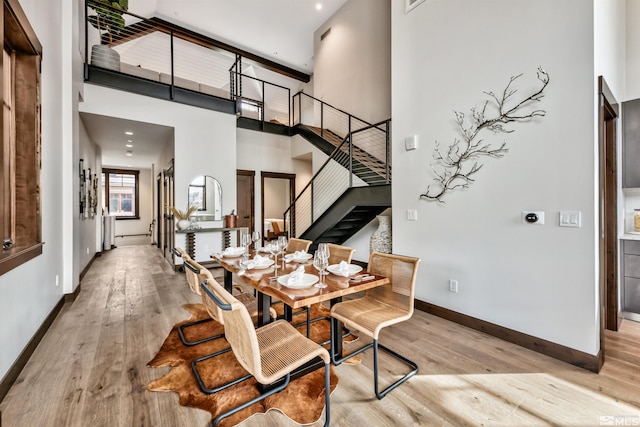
191,268,278,395
175,248,218,346
329,251,421,399
201,275,332,427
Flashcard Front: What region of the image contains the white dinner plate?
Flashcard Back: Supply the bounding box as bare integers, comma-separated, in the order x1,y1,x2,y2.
222,247,245,258
249,259,275,269
278,273,319,289
326,263,363,276
285,252,313,262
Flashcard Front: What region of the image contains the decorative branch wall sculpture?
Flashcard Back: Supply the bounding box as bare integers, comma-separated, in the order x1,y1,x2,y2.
420,67,549,203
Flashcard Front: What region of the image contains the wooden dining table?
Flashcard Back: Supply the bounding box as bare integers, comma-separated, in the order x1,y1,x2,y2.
211,250,390,361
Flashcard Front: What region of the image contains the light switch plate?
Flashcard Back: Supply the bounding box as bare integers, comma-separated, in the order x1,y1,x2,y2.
559,211,581,227
405,135,418,151
407,209,418,221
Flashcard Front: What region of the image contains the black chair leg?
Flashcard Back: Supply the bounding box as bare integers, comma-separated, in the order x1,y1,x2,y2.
192,348,253,394
178,318,223,346
330,320,418,400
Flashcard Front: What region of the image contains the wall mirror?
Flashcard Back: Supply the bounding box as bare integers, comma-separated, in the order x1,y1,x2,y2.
188,175,222,220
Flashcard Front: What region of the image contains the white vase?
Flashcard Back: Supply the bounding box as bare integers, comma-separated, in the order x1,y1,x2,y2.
177,219,191,230
370,215,392,254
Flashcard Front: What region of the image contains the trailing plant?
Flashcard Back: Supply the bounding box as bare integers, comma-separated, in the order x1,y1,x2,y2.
87,0,129,44
420,67,550,203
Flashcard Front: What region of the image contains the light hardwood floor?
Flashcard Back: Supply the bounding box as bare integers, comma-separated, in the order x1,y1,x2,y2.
1,245,640,426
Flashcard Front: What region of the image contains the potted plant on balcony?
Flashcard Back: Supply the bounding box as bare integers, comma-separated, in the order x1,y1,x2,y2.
87,0,128,71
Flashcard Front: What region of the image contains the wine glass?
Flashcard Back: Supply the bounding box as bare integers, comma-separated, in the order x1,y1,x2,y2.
313,251,328,288
251,230,261,251
241,232,252,260
268,242,280,277
317,243,330,275
277,236,288,270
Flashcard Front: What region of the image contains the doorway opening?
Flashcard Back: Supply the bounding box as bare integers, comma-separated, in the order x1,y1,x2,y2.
261,172,295,244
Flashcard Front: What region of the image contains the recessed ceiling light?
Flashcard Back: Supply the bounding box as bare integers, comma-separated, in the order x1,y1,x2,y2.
126,150,133,157
127,139,132,143
127,164,132,167
316,3,323,11
126,144,133,148
125,131,133,135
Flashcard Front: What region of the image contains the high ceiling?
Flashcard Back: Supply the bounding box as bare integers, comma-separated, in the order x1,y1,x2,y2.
129,0,349,74
83,0,348,169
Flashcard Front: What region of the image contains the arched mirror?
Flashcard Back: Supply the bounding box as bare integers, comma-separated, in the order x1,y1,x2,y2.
188,175,222,221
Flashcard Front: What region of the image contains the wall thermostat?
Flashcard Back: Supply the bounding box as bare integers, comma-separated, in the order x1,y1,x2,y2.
522,211,545,225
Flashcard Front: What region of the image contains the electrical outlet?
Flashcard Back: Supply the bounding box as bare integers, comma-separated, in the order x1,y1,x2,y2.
449,279,458,293
55,275,59,287
407,209,418,221
86,247,90,255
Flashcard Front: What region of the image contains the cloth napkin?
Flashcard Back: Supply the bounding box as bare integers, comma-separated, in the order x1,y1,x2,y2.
285,250,308,262
287,265,306,286
335,260,351,277
241,254,269,270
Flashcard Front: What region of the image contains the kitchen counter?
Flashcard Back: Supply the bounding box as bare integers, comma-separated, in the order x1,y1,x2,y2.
620,233,640,241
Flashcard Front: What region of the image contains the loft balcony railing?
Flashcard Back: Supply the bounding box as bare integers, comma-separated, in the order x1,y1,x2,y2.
229,56,291,127
284,116,391,238
83,0,298,124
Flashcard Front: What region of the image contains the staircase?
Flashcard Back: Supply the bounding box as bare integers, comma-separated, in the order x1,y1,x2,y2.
286,92,391,249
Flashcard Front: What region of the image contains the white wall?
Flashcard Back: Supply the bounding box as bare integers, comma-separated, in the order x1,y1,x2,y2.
313,0,391,123
392,0,599,354
626,0,640,100
236,129,312,242
78,120,100,269
0,0,67,380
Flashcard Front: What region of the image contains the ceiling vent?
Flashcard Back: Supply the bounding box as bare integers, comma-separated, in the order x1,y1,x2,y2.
405,0,425,13
320,28,331,41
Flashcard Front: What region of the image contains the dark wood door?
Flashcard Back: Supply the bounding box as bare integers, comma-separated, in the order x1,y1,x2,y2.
237,170,255,233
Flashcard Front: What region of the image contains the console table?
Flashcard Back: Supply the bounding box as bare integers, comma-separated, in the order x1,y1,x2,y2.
176,227,248,260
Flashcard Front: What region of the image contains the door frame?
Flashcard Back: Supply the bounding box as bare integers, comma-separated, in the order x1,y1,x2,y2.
237,169,256,233
598,76,619,368
261,171,295,241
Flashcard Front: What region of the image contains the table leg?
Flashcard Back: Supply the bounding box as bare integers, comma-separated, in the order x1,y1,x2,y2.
256,291,272,327
223,269,233,293
329,297,343,360
283,305,293,322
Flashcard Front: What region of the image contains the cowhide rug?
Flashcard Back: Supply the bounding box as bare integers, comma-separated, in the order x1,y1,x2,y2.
147,303,358,427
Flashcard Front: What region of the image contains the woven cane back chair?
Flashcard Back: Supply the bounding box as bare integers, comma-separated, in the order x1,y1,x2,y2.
330,251,421,399
326,243,356,266
201,276,331,427
285,238,312,254
192,269,277,394
176,250,219,346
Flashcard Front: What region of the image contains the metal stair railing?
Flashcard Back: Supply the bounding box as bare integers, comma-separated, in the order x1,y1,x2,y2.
284,119,391,238
292,91,374,143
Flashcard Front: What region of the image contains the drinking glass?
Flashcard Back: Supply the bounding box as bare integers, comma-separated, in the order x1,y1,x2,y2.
313,251,328,288
241,232,251,260
317,243,330,275
268,242,280,277
277,236,288,270
251,230,261,250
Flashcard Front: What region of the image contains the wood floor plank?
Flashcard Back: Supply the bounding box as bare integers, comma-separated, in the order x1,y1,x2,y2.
1,245,640,427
